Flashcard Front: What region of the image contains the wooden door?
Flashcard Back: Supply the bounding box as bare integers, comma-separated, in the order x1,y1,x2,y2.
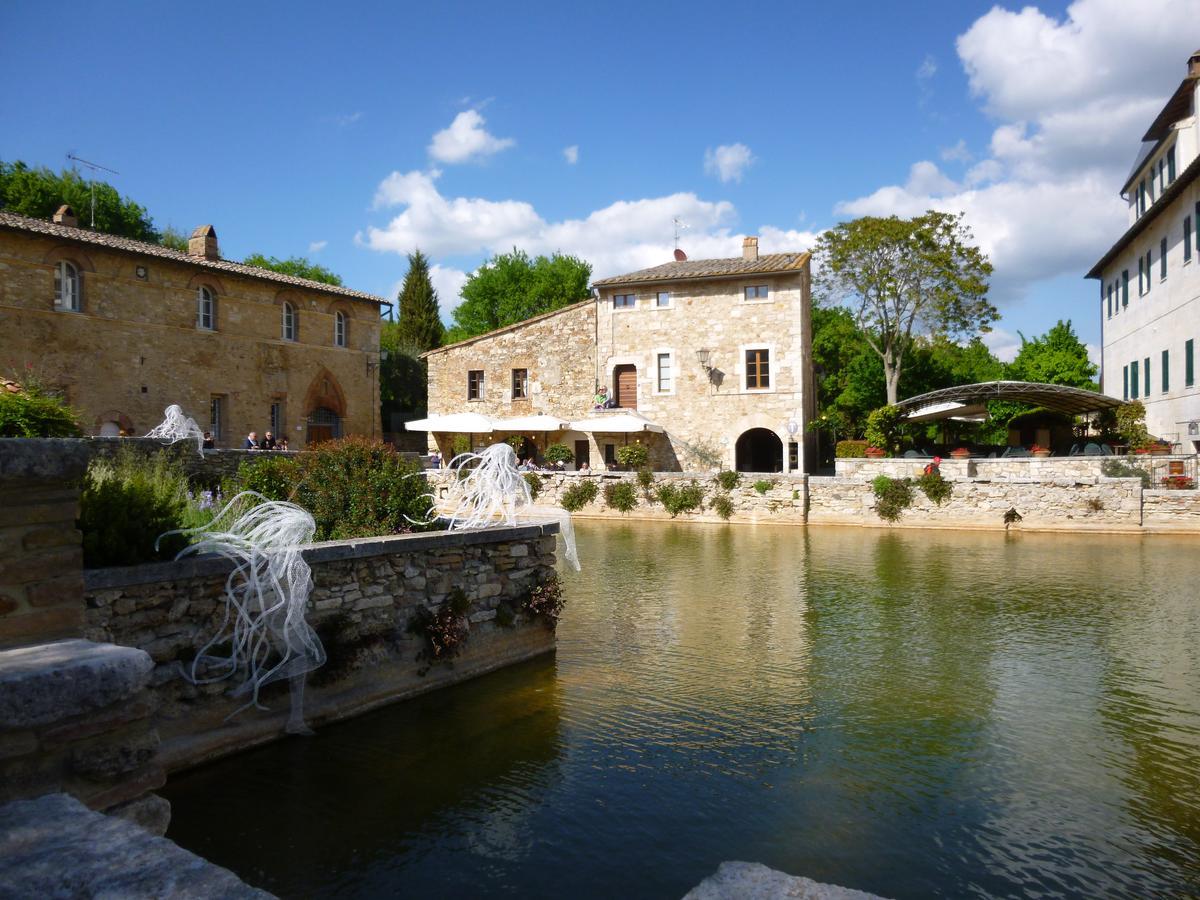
614,364,637,409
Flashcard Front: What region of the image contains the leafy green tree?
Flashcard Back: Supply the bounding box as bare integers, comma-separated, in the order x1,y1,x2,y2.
243,253,343,286
813,211,996,405
379,323,427,429
447,249,591,342
1006,319,1097,389
159,226,189,252
394,250,444,352
0,160,158,242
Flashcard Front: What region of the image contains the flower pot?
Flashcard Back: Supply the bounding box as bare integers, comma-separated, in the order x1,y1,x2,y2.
865,447,886,459
950,449,971,460
1032,449,1051,458
1150,446,1170,456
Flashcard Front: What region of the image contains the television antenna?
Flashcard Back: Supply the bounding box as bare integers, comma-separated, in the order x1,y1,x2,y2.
65,153,119,228
672,216,690,249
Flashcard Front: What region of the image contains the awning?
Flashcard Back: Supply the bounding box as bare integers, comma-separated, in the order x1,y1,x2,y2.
491,414,571,432
894,381,1120,417
403,413,494,433
904,401,988,424
567,413,664,434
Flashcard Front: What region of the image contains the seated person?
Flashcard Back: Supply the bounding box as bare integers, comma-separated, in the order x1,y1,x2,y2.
244,431,258,450
260,431,276,450
578,461,590,473
593,387,610,409
202,432,215,450
277,437,289,452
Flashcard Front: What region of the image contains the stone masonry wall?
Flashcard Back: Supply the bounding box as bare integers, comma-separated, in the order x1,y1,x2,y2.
83,525,560,770
1142,489,1200,529
0,226,382,448
0,439,89,649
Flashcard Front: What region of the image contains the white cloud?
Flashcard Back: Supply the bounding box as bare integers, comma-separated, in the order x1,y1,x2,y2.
361,169,818,282
940,139,973,164
982,327,1022,363
835,0,1198,306
428,110,515,164
430,264,469,317
916,54,937,82
704,143,755,183
308,240,328,254
563,145,579,165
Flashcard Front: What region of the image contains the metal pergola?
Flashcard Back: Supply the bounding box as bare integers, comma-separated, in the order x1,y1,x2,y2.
895,381,1121,420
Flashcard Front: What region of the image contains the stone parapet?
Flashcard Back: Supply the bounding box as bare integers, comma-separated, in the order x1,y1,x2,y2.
0,639,162,812
0,793,271,897
82,524,561,771
0,438,89,649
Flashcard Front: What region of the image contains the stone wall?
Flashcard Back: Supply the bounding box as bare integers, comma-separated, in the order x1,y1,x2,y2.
0,224,383,448
1142,489,1200,529
83,525,560,770
0,439,89,649
809,475,1144,529
86,436,294,487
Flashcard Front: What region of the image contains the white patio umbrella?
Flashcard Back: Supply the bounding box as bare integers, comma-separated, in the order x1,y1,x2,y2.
566,413,664,433
491,414,570,431
403,412,495,433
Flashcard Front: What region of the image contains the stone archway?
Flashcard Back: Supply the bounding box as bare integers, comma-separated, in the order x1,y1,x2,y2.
303,369,347,446
735,428,783,472
94,410,134,437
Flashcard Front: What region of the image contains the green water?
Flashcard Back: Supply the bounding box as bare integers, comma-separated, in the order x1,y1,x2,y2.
162,522,1200,898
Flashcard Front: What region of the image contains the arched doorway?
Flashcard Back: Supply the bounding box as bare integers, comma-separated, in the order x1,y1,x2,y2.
735,428,783,472
307,407,342,445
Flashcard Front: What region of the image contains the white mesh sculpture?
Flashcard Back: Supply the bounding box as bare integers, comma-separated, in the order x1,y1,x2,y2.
145,404,206,455
432,443,580,571
168,493,325,732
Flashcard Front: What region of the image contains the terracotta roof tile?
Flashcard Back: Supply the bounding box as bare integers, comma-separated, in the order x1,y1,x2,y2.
0,211,388,305
592,251,810,288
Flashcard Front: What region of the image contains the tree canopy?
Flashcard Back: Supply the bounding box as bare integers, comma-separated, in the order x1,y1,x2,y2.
447,249,592,343
1007,319,1097,389
0,160,158,243
393,250,444,353
813,211,996,405
243,253,343,286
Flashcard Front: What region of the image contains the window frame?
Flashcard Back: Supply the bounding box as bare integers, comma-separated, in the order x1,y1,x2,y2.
742,344,773,392
467,369,485,401
282,301,298,342
334,310,347,347
1186,216,1193,264
210,395,225,441
197,285,216,331
653,349,675,396
654,291,672,309
1131,360,1139,399
1122,270,1129,307
511,368,528,401
53,259,81,312
1106,283,1113,319
742,284,770,304
612,292,636,310
1123,364,1129,401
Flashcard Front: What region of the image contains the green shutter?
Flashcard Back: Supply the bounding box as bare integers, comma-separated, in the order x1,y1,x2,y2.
1186,339,1195,387
1162,349,1169,393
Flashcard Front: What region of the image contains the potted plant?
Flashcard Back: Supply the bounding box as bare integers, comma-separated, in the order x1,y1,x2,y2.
950,447,971,460
1030,444,1051,458
544,443,574,467
865,446,886,459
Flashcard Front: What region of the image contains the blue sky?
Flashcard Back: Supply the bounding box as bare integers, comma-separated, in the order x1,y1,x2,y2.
4,0,1197,359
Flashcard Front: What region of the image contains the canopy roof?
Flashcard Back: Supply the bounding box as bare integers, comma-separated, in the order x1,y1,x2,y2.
567,413,664,434
491,414,571,432
404,413,494,433
896,381,1120,420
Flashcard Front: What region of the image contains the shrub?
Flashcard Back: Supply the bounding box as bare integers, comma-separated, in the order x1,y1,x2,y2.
523,572,564,626
1101,457,1152,488
1116,401,1151,449
78,448,191,567
545,443,574,465
636,467,656,500
711,494,734,520
865,406,903,455
450,434,471,457
871,474,913,522
835,440,869,458
411,588,472,660
752,479,772,495
561,479,598,511
0,387,82,437
1003,507,1023,528
235,454,302,501
715,470,740,491
916,471,951,505
656,480,705,517
603,481,638,512
522,472,543,500
614,442,650,470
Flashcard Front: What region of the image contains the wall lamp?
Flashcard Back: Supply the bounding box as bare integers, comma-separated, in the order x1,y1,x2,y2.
695,348,712,372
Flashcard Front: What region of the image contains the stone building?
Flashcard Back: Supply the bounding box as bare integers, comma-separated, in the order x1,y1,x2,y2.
1088,50,1200,449
420,237,816,472
0,209,387,447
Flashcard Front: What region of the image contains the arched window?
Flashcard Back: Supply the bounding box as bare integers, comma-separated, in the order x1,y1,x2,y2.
282,302,298,341
54,260,81,312
197,286,216,330
334,310,347,347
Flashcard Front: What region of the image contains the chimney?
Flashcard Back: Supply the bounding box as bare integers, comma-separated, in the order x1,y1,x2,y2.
52,204,77,227
1190,49,1200,78
188,224,219,260
742,236,759,261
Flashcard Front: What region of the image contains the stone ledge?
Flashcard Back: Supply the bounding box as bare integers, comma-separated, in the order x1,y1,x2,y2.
0,792,271,898
0,640,153,730
684,861,886,900
0,438,90,481
83,523,561,589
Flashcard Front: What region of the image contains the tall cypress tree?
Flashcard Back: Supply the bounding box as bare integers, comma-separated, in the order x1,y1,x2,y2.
395,250,444,352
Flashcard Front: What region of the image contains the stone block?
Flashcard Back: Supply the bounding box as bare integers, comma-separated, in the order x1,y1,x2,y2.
71,730,161,781
21,526,81,551
0,605,83,649
509,544,529,557
0,640,153,730
0,793,272,898
25,571,85,608
107,792,172,837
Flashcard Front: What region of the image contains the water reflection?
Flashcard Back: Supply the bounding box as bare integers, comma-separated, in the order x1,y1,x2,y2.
164,522,1200,898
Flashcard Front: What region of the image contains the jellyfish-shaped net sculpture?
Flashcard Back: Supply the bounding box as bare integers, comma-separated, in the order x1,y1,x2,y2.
431,443,580,571
167,493,325,732
145,404,206,455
